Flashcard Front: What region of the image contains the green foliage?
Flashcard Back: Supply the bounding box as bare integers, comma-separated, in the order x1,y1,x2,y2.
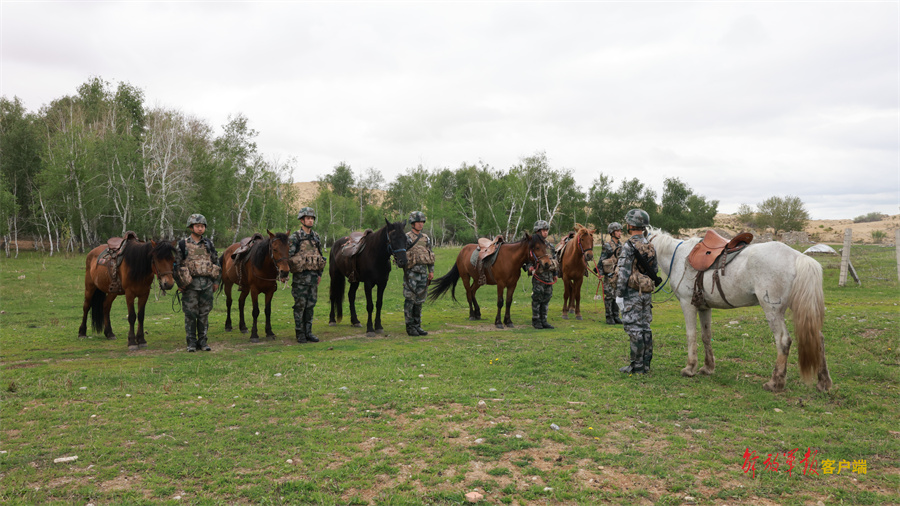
323,161,355,198
854,212,885,223
870,230,887,243
654,177,719,233
755,195,810,233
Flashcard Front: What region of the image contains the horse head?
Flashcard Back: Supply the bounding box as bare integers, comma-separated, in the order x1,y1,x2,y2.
384,218,408,268
150,240,177,291
528,231,553,270
267,229,291,283
575,224,595,262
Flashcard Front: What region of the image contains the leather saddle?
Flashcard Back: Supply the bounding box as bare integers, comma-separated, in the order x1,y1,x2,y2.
688,230,754,272
555,231,575,257
470,235,505,284
339,229,374,258
99,231,138,295
106,230,139,255
231,233,265,260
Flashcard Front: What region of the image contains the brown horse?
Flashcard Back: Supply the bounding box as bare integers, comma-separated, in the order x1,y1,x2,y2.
428,232,551,329
79,240,177,350
220,231,291,342
558,224,597,320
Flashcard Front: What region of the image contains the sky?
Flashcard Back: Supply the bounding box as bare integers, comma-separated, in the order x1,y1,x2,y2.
2,1,898,220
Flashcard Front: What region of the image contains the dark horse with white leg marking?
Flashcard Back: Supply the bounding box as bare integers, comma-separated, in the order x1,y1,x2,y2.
329,219,408,337
427,232,551,329
79,240,177,350
220,231,291,343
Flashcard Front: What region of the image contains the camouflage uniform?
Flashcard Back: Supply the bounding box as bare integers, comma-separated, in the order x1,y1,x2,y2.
404,211,435,336
528,220,558,330
600,222,623,324
177,214,220,352
615,210,659,374
289,208,326,343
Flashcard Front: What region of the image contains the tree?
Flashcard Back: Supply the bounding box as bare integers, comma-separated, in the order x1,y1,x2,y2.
0,96,43,255
355,167,385,228
756,195,810,233
322,162,354,198
655,177,718,233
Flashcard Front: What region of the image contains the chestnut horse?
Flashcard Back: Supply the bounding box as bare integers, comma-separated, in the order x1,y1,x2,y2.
557,224,596,320
428,232,551,329
220,231,291,342
79,240,177,350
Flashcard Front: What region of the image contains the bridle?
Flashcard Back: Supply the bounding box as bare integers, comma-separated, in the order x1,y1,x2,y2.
151,255,174,294
386,228,407,266
648,230,683,295
252,239,291,284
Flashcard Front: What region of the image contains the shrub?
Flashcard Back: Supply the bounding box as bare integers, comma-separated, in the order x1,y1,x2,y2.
871,230,887,243
853,212,885,223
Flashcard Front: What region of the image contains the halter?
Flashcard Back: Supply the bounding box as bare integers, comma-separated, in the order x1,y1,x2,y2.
529,243,557,286
576,231,601,279
151,256,174,294
252,239,290,284
386,228,407,265
648,231,682,295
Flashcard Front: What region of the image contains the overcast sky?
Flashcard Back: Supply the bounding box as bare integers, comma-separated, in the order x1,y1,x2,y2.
2,1,898,219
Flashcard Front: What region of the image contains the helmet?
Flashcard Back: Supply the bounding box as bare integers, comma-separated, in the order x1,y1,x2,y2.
186,214,207,228
297,207,317,220
533,220,550,232
607,222,623,234
624,209,650,228
409,211,426,224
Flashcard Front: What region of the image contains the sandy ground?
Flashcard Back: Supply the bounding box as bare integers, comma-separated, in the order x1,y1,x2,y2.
688,213,900,245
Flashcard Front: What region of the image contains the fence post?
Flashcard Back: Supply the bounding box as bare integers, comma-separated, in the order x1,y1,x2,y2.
839,228,852,287
896,229,900,282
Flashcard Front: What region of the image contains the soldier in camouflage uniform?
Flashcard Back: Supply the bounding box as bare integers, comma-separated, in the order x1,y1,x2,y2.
403,211,435,336
615,209,662,374
527,220,558,330
288,207,326,343
600,222,624,325
176,214,221,352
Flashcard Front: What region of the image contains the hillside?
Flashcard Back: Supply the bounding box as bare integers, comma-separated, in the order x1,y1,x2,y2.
290,181,386,210
683,213,900,245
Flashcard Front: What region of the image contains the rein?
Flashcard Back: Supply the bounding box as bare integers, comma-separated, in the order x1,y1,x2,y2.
649,232,683,295
251,243,290,285
530,247,557,286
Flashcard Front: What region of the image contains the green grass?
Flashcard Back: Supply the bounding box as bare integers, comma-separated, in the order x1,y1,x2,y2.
1,245,898,504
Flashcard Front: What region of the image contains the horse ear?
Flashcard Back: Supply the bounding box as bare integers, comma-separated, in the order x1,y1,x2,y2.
267,229,274,238
150,240,157,247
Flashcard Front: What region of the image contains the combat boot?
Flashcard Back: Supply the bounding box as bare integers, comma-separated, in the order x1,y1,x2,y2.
413,304,428,335
295,328,307,344
304,309,319,342
619,338,645,374
406,325,419,336
540,305,554,329
532,318,543,330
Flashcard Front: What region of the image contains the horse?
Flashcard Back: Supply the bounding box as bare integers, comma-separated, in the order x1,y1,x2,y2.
557,224,597,320
329,219,409,337
427,232,552,329
649,228,832,393
79,240,177,350
220,231,291,343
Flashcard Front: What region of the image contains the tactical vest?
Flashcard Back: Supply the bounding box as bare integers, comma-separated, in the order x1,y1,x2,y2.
405,231,435,268
289,232,326,273
183,239,220,279
627,236,656,293
601,241,621,274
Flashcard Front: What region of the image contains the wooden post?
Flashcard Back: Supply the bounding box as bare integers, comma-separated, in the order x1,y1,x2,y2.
896,229,900,282
839,228,852,287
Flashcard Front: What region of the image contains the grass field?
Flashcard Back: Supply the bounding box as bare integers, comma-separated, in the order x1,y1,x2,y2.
1,244,898,505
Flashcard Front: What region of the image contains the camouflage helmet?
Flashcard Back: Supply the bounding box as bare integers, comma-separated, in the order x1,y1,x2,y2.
186,213,207,228
409,211,426,224
607,222,623,234
624,209,650,228
297,207,317,220
533,220,550,232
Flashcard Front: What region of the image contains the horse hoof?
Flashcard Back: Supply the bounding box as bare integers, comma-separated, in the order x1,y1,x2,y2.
762,381,783,393
328,322,337,326
127,345,139,351
576,315,583,321
106,335,116,340
375,329,384,334
224,327,232,332
469,317,480,321
561,314,569,320
680,368,696,377
698,367,714,376
365,332,376,337
505,323,514,328
138,343,148,348
240,329,248,334
495,324,504,329
250,337,261,343
266,333,276,339
568,309,575,314
352,323,362,328
78,334,87,339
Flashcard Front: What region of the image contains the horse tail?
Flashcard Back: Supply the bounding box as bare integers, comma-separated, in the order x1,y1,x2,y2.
90,289,106,334
428,264,460,303
329,259,345,323
789,254,824,384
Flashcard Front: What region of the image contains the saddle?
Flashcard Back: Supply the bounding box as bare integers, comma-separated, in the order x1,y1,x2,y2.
688,230,754,308
471,235,505,285
98,231,139,295
336,229,374,283
231,233,265,290
555,232,575,257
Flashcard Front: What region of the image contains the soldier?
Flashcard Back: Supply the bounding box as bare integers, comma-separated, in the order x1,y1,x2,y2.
600,222,624,325
528,220,558,330
615,209,662,374
176,214,221,352
288,207,327,343
403,211,435,336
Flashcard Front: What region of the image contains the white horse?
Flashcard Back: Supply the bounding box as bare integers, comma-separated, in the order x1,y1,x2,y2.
649,228,832,393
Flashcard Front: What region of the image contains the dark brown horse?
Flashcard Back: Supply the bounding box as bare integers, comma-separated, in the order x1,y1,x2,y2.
79,240,177,350
558,224,597,320
220,231,291,342
329,219,409,337
428,232,551,329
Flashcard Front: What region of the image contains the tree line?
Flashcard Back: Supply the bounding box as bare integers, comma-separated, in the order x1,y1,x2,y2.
4,76,813,255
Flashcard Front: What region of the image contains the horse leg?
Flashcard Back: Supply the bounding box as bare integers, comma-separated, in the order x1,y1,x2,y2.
462,275,479,320
697,309,715,376
238,290,249,335
249,289,261,343
224,282,233,332
574,277,584,320
503,285,515,328
373,282,386,333
816,331,833,393
762,305,791,393
364,283,376,337
494,286,504,329
679,301,700,377
79,286,94,338
103,294,118,340
136,293,149,348
561,279,570,319
264,290,276,338
348,282,362,327
125,293,139,350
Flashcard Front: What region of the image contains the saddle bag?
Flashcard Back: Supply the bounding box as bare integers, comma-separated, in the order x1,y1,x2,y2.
627,267,654,293
601,256,618,274
290,254,326,273
174,265,193,289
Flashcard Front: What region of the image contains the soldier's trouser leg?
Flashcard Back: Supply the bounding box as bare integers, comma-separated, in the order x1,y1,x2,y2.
412,304,428,335
643,331,653,370
531,294,542,329
404,298,417,336
195,284,214,350
183,289,199,351
620,293,651,373
292,276,317,343
305,281,319,342
618,329,645,373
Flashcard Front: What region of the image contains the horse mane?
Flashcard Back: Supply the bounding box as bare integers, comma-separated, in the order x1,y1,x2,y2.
365,220,405,251
122,241,172,282
250,233,289,269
